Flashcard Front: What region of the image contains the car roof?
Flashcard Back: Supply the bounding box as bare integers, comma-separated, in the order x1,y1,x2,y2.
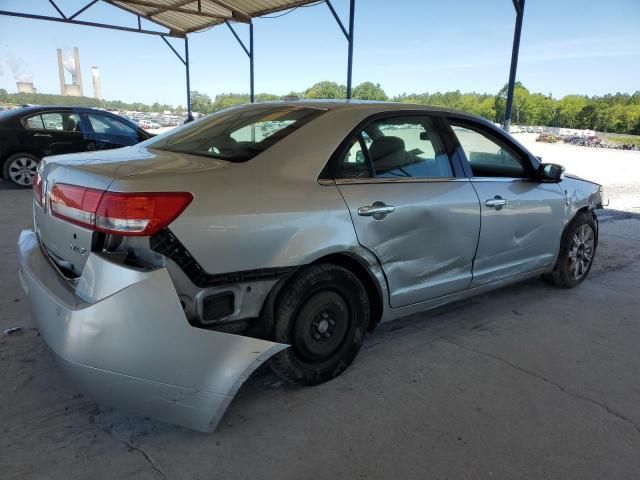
2,105,110,116
236,99,488,122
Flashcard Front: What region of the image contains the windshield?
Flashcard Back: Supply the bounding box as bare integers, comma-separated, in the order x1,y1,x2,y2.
146,105,324,162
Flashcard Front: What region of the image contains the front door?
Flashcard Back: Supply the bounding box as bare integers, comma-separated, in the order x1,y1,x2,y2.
82,112,144,151
333,114,481,308
449,121,565,286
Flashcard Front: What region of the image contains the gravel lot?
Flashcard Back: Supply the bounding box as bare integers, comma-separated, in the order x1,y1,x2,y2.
514,133,640,214
1,140,639,479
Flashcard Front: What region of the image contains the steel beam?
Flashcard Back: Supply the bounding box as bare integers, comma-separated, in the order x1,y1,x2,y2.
68,0,99,20
112,0,233,22
161,36,186,65
326,0,355,99
147,0,196,16
48,0,67,19
225,20,254,103
0,9,183,37
250,23,255,103
185,37,193,121
503,0,525,132
346,0,355,99
325,0,348,39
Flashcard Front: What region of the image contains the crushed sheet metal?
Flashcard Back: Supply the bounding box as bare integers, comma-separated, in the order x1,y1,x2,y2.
18,229,287,432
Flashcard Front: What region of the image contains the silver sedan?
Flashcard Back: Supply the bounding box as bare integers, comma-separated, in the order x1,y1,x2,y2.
18,101,603,432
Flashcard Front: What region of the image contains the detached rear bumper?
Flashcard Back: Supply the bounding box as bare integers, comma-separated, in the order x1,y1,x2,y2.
17,229,286,432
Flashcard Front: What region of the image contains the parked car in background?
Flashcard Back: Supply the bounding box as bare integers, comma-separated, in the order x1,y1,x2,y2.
18,101,603,432
139,119,162,130
0,106,152,187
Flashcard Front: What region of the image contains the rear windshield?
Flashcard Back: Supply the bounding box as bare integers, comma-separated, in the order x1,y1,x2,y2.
146,105,324,162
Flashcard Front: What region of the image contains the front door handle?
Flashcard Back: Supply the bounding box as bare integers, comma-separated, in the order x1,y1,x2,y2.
485,196,509,209
358,202,396,219
33,133,52,137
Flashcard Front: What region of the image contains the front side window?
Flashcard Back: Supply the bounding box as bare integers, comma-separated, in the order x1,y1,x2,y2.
148,106,324,163
335,116,453,179
87,114,138,139
451,124,528,178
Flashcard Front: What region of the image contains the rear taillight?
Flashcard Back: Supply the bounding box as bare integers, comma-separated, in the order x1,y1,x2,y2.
33,171,43,207
50,183,193,236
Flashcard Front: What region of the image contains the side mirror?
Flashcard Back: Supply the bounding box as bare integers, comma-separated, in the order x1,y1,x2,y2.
538,163,565,182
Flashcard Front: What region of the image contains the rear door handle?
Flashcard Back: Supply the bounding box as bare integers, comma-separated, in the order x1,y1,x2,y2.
33,133,52,137
358,202,396,219
485,196,509,209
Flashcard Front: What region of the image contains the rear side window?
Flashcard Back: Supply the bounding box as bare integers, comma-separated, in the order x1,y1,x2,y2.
23,112,81,131
147,106,324,163
451,123,529,178
24,115,44,130
334,115,453,179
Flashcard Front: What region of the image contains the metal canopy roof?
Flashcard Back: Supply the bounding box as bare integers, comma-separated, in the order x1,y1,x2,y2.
0,0,526,131
106,0,321,35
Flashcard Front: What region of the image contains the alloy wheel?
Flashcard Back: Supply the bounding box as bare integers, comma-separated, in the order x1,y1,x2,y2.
8,156,38,186
568,224,595,280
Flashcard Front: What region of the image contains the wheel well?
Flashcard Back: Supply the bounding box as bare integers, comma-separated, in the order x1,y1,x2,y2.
1,150,41,168
257,253,385,338
573,206,598,245
311,253,384,332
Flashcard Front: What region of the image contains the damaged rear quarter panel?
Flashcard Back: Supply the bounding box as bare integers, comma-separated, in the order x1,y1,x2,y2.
18,230,287,432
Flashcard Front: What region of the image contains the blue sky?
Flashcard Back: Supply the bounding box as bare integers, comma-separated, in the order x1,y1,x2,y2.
1,0,639,106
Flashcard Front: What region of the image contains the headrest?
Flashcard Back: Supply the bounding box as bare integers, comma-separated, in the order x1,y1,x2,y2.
369,136,406,173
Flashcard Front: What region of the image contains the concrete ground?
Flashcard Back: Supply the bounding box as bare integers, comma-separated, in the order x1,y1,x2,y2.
1,142,640,479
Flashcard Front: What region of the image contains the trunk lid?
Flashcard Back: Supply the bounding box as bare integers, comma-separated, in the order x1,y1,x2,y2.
36,147,230,276
35,153,115,276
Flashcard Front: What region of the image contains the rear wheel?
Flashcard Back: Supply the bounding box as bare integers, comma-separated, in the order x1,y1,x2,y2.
544,211,597,288
268,264,370,385
3,153,40,188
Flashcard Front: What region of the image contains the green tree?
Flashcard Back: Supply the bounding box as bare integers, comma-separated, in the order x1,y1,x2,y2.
304,81,346,99
352,82,388,101
495,81,530,124
558,95,589,128
190,91,213,114
577,105,598,129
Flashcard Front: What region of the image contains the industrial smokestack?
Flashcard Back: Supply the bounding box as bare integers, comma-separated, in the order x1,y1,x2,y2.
57,48,66,95
92,67,101,100
73,47,83,96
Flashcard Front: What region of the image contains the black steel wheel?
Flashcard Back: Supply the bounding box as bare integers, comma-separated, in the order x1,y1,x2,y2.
268,263,370,385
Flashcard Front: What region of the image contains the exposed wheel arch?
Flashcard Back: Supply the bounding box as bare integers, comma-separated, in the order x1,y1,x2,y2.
572,206,598,246
311,252,384,333
257,252,385,338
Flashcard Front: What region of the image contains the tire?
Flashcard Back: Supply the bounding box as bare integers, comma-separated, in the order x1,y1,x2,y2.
268,264,370,385
3,153,40,188
544,211,597,288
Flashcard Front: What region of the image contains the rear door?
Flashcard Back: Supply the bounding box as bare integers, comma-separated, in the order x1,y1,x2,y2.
22,110,87,156
447,119,565,286
332,114,481,308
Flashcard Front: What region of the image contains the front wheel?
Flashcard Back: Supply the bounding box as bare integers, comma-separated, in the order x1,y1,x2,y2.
544,211,597,288
268,264,370,385
3,153,40,188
